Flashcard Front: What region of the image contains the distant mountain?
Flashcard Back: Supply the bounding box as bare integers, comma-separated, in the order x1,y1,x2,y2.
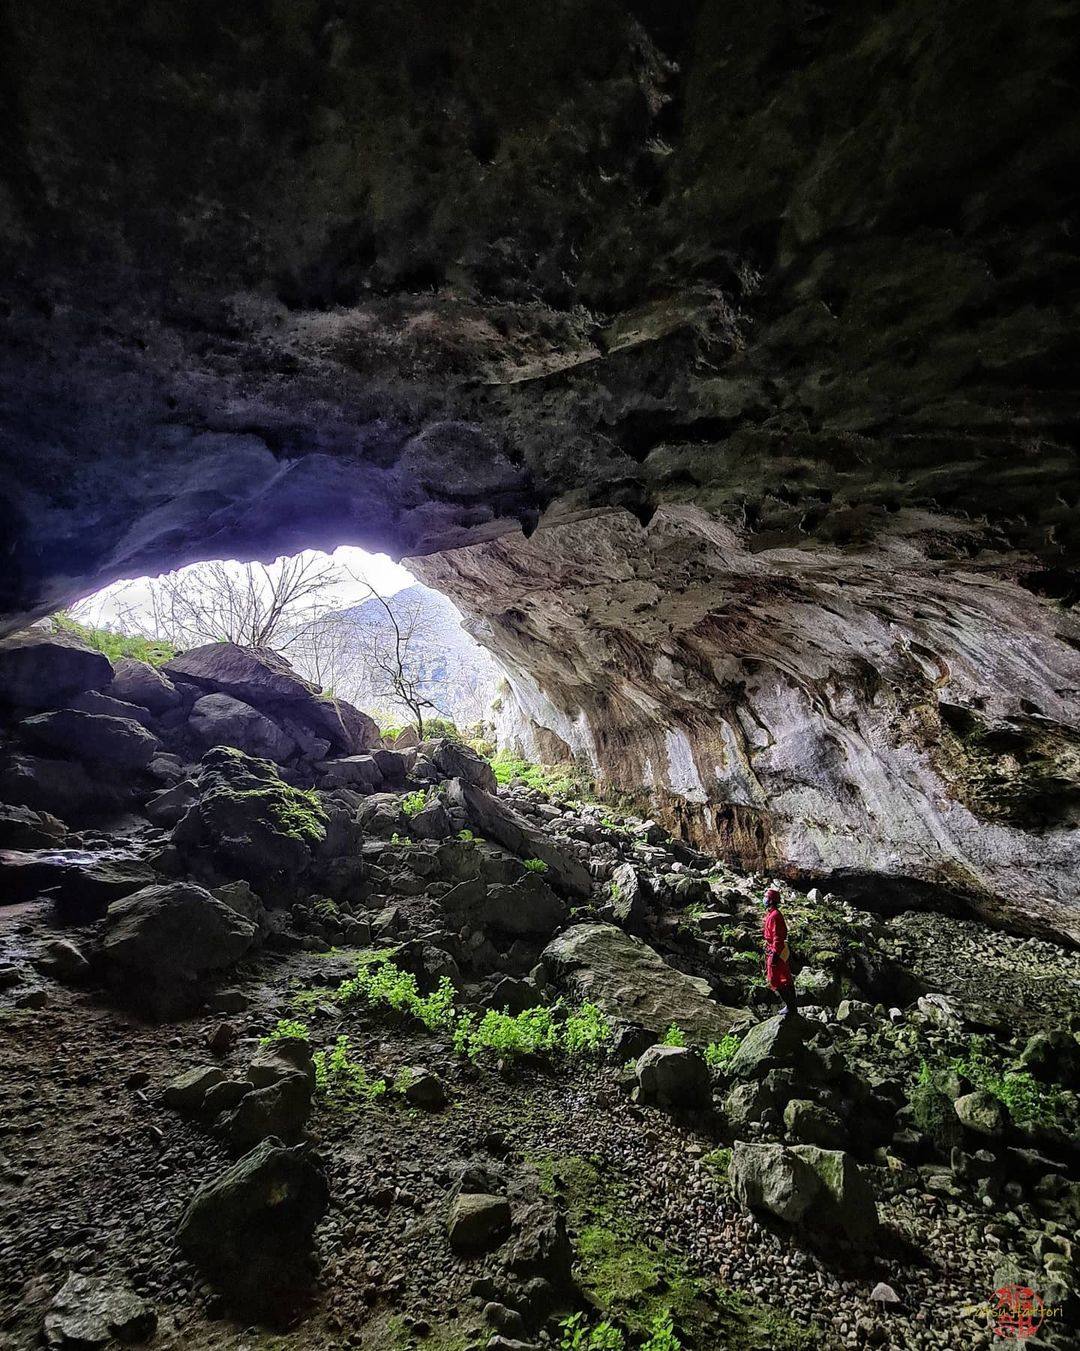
324,584,501,727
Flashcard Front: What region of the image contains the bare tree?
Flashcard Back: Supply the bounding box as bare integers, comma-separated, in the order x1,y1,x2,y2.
347,579,445,737
114,556,345,652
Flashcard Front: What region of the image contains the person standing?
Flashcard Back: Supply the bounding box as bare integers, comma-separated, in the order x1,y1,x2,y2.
762,884,798,1017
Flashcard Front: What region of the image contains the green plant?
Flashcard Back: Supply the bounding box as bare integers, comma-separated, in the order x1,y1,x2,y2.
401,789,429,817
641,1309,682,1351
558,1313,625,1351
661,1024,686,1048
457,829,476,842
464,1006,560,1059
563,1002,614,1057
950,1036,1071,1128
259,1018,310,1046
910,1060,962,1151
523,857,549,874
491,750,592,800
313,896,340,920
51,612,177,666
704,1035,740,1068
422,717,461,740
313,1035,387,1105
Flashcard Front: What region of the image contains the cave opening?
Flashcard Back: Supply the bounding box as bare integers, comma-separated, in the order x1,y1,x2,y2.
2,2,1080,1347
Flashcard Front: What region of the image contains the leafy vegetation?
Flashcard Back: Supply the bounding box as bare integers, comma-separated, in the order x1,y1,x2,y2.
661,1024,686,1048
313,1035,387,1105
401,789,429,817
949,1036,1072,1129
336,954,611,1063
523,857,549,874
491,750,591,799
704,1034,741,1068
701,1146,732,1180
51,613,177,666
259,1018,310,1046
558,1313,624,1350
457,828,476,842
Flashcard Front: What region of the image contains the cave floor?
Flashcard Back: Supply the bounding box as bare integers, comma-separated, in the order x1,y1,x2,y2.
4,896,1075,1351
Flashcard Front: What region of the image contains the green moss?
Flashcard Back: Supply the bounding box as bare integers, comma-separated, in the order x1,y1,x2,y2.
51,613,177,666
204,782,327,843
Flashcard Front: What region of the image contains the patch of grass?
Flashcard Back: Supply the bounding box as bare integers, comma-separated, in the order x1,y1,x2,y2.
661,1025,686,1048
313,1034,387,1106
704,1034,741,1068
312,896,340,921
259,1018,310,1046
491,750,592,799
289,984,338,1011
51,613,177,666
523,857,549,874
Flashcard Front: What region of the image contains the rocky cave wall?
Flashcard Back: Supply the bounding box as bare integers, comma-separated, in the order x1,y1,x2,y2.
1,2,1078,935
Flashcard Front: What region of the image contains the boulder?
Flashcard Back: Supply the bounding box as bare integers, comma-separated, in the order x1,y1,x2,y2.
542,923,743,1042
372,748,409,781
0,848,156,914
607,862,649,932
447,1192,512,1251
34,939,91,983
108,657,182,712
730,1142,878,1244
247,1037,316,1092
420,738,498,792
409,799,453,839
954,1090,1008,1137
356,792,404,836
172,747,325,883
481,875,567,939
163,643,377,754
317,754,383,790
636,1045,711,1110
726,1015,813,1079
449,780,591,898
44,1273,156,1349
163,1065,227,1112
177,1137,329,1318
145,780,198,828
402,1066,448,1109
101,881,258,1016
784,1098,847,1148
69,689,156,727
223,1072,313,1150
1019,1030,1080,1087
18,709,161,770
0,753,121,820
0,630,113,710
0,803,67,849
188,692,298,762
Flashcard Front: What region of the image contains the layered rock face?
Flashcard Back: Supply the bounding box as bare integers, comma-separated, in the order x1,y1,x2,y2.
1,3,1078,933
415,505,1080,941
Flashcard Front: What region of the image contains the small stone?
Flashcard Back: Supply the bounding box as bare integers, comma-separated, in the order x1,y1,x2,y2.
447,1193,511,1251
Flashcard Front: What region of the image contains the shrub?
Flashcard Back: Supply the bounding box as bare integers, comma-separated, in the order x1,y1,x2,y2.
950,1036,1071,1128
701,1147,732,1179
523,857,549,874
259,1018,310,1046
423,717,461,740
661,1025,686,1048
458,829,476,842
464,1006,560,1059
313,1035,387,1105
704,1034,740,1068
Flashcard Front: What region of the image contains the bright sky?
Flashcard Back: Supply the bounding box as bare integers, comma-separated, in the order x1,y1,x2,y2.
73,546,416,629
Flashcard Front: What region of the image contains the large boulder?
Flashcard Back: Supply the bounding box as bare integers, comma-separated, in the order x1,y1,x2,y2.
726,1015,814,1079
108,656,182,712
163,643,377,755
542,923,744,1042
730,1142,878,1244
481,874,568,938
69,689,156,727
0,803,67,849
447,1192,512,1251
188,692,298,763
449,779,591,898
0,753,124,820
420,737,498,792
101,881,258,1016
177,1137,329,1319
18,709,161,770
607,862,650,932
172,747,326,883
636,1044,711,1109
0,630,113,710
223,1073,313,1150
0,847,156,915
317,754,384,790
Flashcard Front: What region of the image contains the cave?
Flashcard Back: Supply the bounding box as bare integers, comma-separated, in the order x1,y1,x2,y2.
1,4,1079,1349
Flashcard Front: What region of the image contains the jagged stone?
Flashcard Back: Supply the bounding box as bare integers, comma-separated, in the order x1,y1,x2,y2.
542,923,744,1042
188,691,298,762
18,709,161,770
0,803,67,849
448,1193,511,1251
449,780,591,898
108,657,182,712
177,1138,329,1318
44,1273,155,1349
730,1142,878,1244
636,1045,711,1110
0,631,112,711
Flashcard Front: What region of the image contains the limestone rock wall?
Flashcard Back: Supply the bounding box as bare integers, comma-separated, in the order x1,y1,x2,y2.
413,506,1080,942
